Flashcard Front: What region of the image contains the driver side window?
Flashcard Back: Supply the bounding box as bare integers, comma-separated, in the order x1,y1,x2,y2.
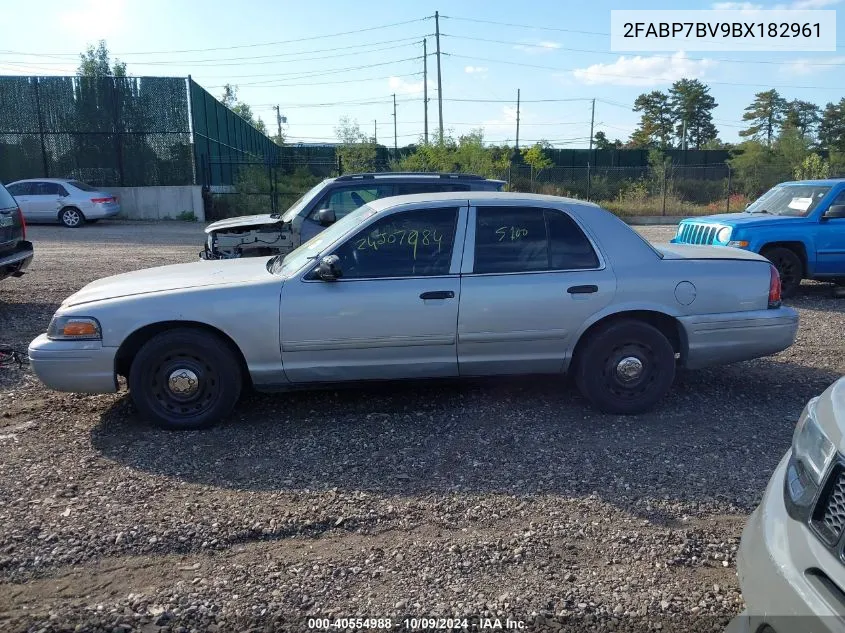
311,185,393,221
331,207,459,279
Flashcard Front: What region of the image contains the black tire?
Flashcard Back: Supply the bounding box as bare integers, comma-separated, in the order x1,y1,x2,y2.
59,207,85,228
574,320,676,415
128,328,243,430
762,246,802,298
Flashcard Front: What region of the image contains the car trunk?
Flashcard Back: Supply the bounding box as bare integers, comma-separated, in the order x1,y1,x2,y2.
657,244,767,262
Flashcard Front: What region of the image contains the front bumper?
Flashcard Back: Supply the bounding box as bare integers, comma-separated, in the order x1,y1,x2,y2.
679,306,799,370
0,240,33,279
28,333,118,393
727,451,845,633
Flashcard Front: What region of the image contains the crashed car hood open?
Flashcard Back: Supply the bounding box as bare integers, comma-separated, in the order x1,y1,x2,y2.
62,258,274,307
204,214,283,233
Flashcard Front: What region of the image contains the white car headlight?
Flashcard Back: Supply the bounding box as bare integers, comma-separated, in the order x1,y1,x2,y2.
716,227,731,243
47,316,102,341
793,399,836,486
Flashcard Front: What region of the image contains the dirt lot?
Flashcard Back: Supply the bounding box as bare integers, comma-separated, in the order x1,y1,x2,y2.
1,221,843,633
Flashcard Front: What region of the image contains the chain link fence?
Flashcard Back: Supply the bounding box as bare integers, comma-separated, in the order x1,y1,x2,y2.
0,76,194,186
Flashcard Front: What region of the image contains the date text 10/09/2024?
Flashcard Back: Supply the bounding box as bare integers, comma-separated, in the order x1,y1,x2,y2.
307,617,527,630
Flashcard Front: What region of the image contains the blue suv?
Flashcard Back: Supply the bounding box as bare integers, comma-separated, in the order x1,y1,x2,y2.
671,179,845,297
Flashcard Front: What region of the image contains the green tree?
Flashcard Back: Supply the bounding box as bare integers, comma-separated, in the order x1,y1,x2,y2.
784,99,821,139
818,99,845,152
218,84,267,134
521,140,553,171
794,153,830,179
397,130,510,179
631,91,674,148
593,131,621,150
77,40,126,77
739,89,787,146
335,116,379,173
668,78,718,149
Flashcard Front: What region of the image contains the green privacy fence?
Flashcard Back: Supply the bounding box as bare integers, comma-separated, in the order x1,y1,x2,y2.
0,75,195,186
0,75,279,188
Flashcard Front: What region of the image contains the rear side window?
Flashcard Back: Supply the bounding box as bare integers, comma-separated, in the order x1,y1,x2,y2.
473,206,599,273
33,182,63,195
0,184,17,209
67,180,97,192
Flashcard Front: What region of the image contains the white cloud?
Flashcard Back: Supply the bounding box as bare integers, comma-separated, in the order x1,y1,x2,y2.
58,0,126,39
387,76,434,95
783,55,845,74
711,2,763,8
572,51,715,87
464,66,489,74
482,106,521,127
513,41,561,54
713,0,839,7
783,0,839,8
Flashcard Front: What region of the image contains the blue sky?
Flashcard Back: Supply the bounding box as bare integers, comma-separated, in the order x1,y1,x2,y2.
2,0,844,147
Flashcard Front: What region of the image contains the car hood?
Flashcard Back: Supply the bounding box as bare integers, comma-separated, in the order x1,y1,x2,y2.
681,212,801,228
657,243,768,262
205,214,283,233
62,257,273,307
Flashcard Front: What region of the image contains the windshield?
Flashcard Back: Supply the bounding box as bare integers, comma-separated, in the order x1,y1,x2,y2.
279,179,330,222
270,203,379,276
745,183,831,217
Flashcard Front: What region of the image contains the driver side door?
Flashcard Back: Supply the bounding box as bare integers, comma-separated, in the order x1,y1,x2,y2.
279,202,468,383
300,184,395,243
815,189,845,276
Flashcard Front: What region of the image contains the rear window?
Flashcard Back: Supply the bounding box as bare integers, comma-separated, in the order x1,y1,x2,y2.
0,184,17,210
66,180,97,192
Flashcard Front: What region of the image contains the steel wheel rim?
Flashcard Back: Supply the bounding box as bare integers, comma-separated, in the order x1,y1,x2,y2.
63,209,81,226
601,343,658,400
149,351,220,419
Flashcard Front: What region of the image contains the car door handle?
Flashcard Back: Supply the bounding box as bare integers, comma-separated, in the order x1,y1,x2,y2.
420,290,455,300
567,285,598,294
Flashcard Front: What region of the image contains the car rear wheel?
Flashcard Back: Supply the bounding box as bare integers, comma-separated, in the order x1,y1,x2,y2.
762,246,802,298
128,328,243,430
574,320,676,415
59,207,85,228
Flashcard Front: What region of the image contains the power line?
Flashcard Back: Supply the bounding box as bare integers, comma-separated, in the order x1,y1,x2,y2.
443,97,591,103
205,72,423,90
444,52,845,91
442,33,845,68
197,55,424,83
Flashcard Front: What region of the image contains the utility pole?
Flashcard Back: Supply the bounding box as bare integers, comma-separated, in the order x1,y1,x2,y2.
273,105,282,141
393,93,398,155
587,98,596,201
423,38,428,144
373,119,377,144
435,11,444,143
515,89,521,149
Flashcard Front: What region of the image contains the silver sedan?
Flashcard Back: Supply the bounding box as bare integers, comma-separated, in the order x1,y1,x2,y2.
28,192,799,430
6,178,121,227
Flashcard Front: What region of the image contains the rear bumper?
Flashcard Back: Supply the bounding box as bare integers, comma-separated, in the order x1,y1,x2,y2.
28,333,118,393
87,204,121,219
0,240,33,279
679,306,799,369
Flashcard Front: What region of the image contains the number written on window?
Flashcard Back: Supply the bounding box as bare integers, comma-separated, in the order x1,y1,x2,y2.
355,227,444,259
495,226,528,241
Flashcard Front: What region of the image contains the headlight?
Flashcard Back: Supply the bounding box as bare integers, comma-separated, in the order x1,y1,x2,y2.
717,227,731,243
793,399,836,486
47,316,102,341
785,399,837,519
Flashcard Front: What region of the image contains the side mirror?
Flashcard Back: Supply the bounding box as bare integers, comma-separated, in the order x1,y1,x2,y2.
823,204,845,220
317,254,342,281
315,208,336,226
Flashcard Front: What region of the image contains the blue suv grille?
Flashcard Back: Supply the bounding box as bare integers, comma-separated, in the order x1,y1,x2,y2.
676,223,718,245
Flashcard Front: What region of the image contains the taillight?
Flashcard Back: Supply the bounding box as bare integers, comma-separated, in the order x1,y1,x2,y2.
90,197,114,203
768,264,782,308
16,207,25,240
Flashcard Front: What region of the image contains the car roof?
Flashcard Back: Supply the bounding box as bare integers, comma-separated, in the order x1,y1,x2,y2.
366,191,600,212
9,178,80,184
329,172,506,185
780,179,845,186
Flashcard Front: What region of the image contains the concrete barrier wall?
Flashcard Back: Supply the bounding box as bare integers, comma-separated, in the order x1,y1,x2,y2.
101,186,205,222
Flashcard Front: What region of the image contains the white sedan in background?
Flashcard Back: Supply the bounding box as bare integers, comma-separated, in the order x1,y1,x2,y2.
6,178,121,227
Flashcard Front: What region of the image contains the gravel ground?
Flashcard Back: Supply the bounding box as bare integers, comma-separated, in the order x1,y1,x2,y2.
1,221,843,633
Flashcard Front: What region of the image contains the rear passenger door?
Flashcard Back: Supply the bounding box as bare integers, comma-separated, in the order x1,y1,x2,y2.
25,182,62,221
457,204,616,376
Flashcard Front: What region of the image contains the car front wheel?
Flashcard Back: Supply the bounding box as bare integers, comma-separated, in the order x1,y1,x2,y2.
762,246,802,298
128,328,243,430
574,320,676,415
